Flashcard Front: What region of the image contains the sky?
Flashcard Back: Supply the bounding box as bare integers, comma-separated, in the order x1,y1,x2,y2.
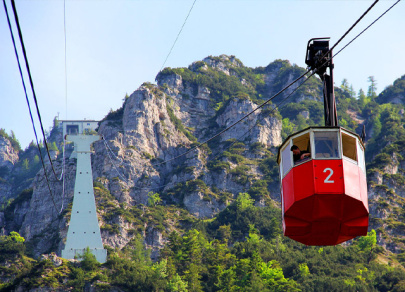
1,0,404,149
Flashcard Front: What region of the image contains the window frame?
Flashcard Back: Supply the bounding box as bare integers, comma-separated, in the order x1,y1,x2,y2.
341,130,358,164
292,130,312,166
66,125,79,135
311,129,341,160
280,140,293,178
357,140,366,174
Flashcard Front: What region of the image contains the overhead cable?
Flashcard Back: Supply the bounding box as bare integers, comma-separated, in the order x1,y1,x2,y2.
59,137,67,213
333,0,401,59
10,0,61,181
322,0,379,60
159,0,197,72
210,70,318,163
3,0,60,213
64,0,68,120
101,70,317,192
147,0,388,169
151,69,312,167
76,0,395,192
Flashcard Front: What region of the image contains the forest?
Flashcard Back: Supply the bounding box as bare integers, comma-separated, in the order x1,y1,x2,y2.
1,57,405,291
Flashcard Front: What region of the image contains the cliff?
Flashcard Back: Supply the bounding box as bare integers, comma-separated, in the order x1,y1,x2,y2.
1,54,405,267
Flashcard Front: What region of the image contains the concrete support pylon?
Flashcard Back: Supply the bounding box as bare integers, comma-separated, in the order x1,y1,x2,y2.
61,134,107,263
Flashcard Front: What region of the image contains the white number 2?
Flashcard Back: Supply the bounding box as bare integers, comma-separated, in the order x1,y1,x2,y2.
323,168,334,183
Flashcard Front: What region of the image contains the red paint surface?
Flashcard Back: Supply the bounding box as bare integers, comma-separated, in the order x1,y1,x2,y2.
293,161,315,202
343,159,361,201
313,160,344,194
281,158,369,246
359,169,369,212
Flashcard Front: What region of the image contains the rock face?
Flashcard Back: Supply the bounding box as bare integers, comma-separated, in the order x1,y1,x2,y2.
376,75,405,104
215,98,281,146
202,55,243,76
0,136,20,205
6,54,403,259
3,55,285,257
367,149,405,253
0,136,19,170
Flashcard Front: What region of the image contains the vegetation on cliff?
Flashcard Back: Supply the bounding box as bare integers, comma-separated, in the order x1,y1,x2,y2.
1,56,405,291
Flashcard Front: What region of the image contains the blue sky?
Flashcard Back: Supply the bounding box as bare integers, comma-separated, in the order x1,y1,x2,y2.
1,0,404,149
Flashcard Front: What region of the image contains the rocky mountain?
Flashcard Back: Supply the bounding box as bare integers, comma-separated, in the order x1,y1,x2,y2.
1,55,405,291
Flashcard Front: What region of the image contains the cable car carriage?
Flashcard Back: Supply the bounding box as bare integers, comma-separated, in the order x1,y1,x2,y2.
277,127,368,245
277,38,369,245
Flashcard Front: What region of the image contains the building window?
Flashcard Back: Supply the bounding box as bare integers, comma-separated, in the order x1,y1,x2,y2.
66,125,79,135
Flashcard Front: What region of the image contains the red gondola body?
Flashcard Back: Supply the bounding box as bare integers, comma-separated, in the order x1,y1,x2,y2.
278,127,368,245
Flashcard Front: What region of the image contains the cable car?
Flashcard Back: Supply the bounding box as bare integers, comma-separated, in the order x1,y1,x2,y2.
277,38,369,245
277,127,368,245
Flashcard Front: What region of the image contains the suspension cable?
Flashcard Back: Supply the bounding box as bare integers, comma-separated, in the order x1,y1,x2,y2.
64,0,68,121
3,0,59,213
151,69,311,167
10,0,61,181
101,71,317,192
321,0,379,61
333,0,401,59
59,137,67,213
159,0,197,72
102,68,311,173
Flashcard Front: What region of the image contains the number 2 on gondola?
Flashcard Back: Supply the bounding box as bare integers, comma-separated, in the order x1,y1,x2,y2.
323,168,334,183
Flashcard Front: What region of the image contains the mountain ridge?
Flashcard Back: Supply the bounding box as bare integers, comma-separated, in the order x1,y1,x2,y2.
1,54,405,291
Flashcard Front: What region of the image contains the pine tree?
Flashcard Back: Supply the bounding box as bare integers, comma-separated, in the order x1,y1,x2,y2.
367,76,378,99
340,78,350,92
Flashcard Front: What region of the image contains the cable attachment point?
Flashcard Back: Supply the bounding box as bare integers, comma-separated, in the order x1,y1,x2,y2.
305,37,331,77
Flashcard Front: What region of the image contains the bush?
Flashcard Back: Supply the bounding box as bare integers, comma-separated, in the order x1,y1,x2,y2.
77,247,101,271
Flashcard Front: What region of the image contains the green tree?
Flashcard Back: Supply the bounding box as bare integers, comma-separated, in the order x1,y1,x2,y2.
131,234,152,265
358,88,366,99
367,76,378,99
349,84,356,98
216,267,237,291
295,114,308,131
217,224,232,243
68,266,85,291
9,231,25,243
358,88,367,107
53,116,60,128
77,247,100,271
33,155,40,165
147,191,162,206
341,78,349,92
340,79,356,98
298,263,310,278
247,224,261,245
22,159,30,171
10,130,21,152
0,232,26,261
282,118,295,140
357,229,377,251
258,260,298,291
49,141,58,151
167,273,188,291
151,259,169,290
248,180,269,200
236,193,254,211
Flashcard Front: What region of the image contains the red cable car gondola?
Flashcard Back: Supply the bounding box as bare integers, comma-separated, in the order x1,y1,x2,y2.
277,38,369,245
278,127,368,245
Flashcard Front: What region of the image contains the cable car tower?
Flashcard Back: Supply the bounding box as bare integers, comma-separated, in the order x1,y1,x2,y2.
61,120,107,263
277,39,369,245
